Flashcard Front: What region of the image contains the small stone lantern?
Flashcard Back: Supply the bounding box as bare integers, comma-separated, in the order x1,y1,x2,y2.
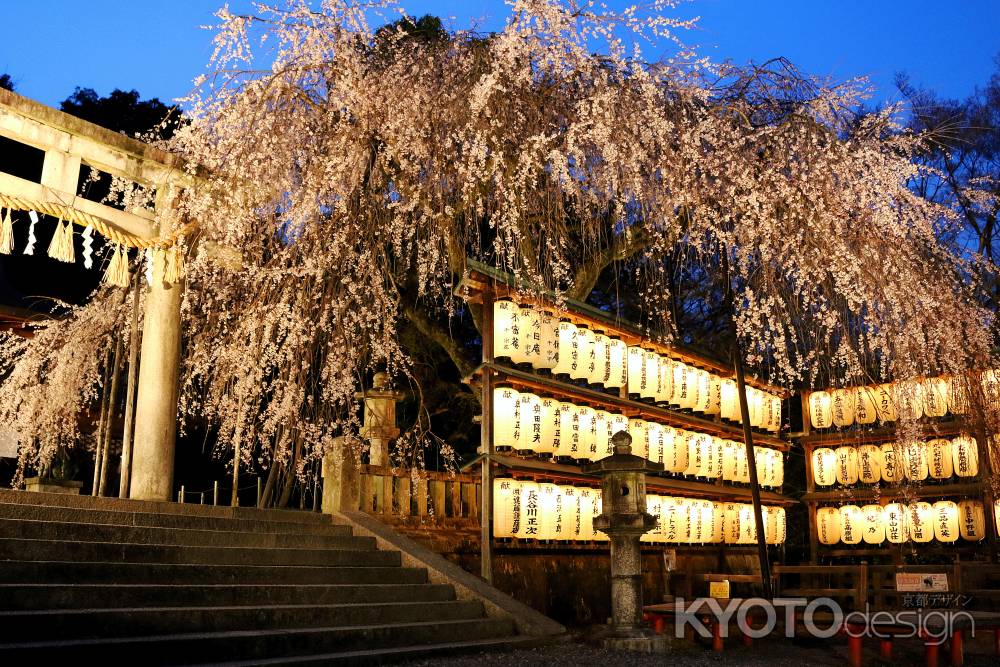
354,372,404,466
583,429,667,651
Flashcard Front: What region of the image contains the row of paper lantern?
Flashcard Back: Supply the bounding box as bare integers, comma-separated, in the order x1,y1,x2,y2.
493,478,786,544
494,299,782,431
494,386,784,486
808,376,964,429
811,437,979,487
817,500,989,545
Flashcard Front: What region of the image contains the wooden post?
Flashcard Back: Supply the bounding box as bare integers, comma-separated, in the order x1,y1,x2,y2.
119,272,141,498
416,478,429,517
480,292,495,583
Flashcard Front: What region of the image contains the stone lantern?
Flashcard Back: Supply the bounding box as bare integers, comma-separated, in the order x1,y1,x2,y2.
583,429,666,651
355,372,404,466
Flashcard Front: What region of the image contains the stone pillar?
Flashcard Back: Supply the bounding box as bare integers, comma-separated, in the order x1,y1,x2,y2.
322,436,359,513
355,372,403,466
128,275,182,501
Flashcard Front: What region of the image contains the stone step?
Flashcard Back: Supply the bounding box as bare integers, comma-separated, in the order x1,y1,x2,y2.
0,518,367,549
0,489,331,525
0,538,396,567
0,502,353,535
0,582,456,610
0,560,429,586
0,600,486,641
0,618,519,663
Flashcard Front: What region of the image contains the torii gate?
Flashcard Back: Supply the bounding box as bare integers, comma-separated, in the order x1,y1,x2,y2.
0,88,190,501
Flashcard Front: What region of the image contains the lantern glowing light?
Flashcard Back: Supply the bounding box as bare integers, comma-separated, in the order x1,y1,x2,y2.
493,299,520,361
908,502,934,543
854,386,878,425
835,446,859,486
570,326,595,381
809,391,833,429
515,392,542,454
605,337,627,389
857,444,882,484
952,435,979,477
493,386,520,451
817,507,840,545
513,305,540,366
839,505,863,545
590,333,610,387
551,320,577,377
831,388,856,428
860,505,885,544
923,377,949,418
958,501,986,541
627,346,645,399
537,310,559,371
812,447,837,487
720,380,740,422
884,503,909,544
640,349,660,401
880,443,901,483
933,500,959,543
875,384,898,423
926,439,953,480
493,478,521,538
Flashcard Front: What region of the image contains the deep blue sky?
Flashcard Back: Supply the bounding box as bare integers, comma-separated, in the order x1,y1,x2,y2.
2,1,998,109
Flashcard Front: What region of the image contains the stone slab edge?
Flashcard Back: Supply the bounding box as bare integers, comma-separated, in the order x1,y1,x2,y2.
337,510,567,639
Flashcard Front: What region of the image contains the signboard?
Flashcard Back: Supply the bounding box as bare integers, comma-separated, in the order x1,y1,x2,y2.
895,573,949,592
709,580,731,599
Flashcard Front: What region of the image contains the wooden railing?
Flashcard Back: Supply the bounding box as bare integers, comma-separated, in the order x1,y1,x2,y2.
356,465,480,525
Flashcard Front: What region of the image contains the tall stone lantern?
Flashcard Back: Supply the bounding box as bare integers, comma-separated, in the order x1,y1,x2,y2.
583,430,667,651
355,372,403,466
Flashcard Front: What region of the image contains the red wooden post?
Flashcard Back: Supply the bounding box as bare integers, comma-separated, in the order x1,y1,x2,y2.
709,616,724,652
923,633,939,667
879,638,892,660
847,634,863,667
949,630,963,667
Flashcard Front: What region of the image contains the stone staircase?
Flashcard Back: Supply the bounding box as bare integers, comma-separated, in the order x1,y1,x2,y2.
0,489,552,664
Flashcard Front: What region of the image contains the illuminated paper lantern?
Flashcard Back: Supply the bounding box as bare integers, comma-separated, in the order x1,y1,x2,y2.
493,298,519,361
880,443,901,483
874,383,898,422
673,498,693,543
512,305,540,366
663,427,688,473
576,405,597,461
926,439,953,479
771,449,785,487
736,444,751,483
860,505,885,544
754,448,769,486
722,440,739,482
901,440,928,481
948,376,969,415
537,397,558,457
517,481,541,539
551,320,577,376
673,362,695,409
493,386,520,451
831,388,856,428
748,387,765,428
570,326,595,381
884,503,909,543
857,445,882,484
627,346,646,398
608,414,629,452
952,435,979,477
593,410,611,461
839,505,862,545
660,497,682,543
627,418,649,460
577,487,595,541
854,386,878,425
647,421,665,466
908,502,934,543
765,506,786,545
809,391,833,429
537,483,561,540
589,333,609,386
896,380,924,422
694,369,713,413
686,499,706,543
835,446,859,486
982,369,1000,414
536,310,559,371
656,357,674,404
644,495,663,543
684,431,707,476
764,395,782,433
559,486,578,540
605,337,627,389
720,379,740,422
515,392,542,454
958,500,985,541
706,502,724,543
812,447,837,486
640,350,660,401
738,504,758,544
707,375,722,415
923,377,949,418
933,500,959,543
492,478,521,538
699,436,722,478
554,401,576,459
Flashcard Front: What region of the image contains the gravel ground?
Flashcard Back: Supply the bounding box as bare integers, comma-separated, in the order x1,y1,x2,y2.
404,632,1000,666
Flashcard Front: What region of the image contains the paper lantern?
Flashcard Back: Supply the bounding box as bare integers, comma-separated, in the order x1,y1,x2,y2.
720,379,740,422
901,440,928,481
948,376,969,415
835,446,859,486
722,440,739,482
551,320,577,376
738,504,758,544
576,405,597,461
706,502,724,543
661,497,683,543
590,333,609,386
764,395,782,433
958,500,985,541
593,410,611,461
857,444,882,484
754,448,770,487
700,436,722,479
536,310,559,371
720,502,740,544
880,443,901,483
874,383,898,422
812,447,837,486
860,505,885,544
831,388,856,428
647,421,665,466
933,500,959,543
656,357,674,404
663,427,688,473
923,377,949,418
576,487,595,540
839,505,863,545
493,478,521,538
626,346,646,398
908,502,934,543
982,369,1000,414
644,495,663,543
686,499,706,543
736,444,751,483
605,337,627,389
608,414,629,454
559,486,578,540
673,362,695,409
536,397,558,457
770,449,785,487
492,299,520,361
640,349,660,401
515,392,542,454
926,439,953,479
512,305,540,366
624,418,646,460
493,386,520,451
537,483,561,540
809,391,832,429
684,431,706,476
854,386,878,425
694,369,713,413
707,375,722,415
748,387,766,428
517,481,541,539
554,401,576,459
884,503,909,543
569,326,595,381
765,506,786,545
952,435,979,477
895,380,924,422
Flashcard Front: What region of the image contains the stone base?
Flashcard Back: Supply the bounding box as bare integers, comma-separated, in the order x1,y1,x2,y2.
24,477,83,495
601,634,672,653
